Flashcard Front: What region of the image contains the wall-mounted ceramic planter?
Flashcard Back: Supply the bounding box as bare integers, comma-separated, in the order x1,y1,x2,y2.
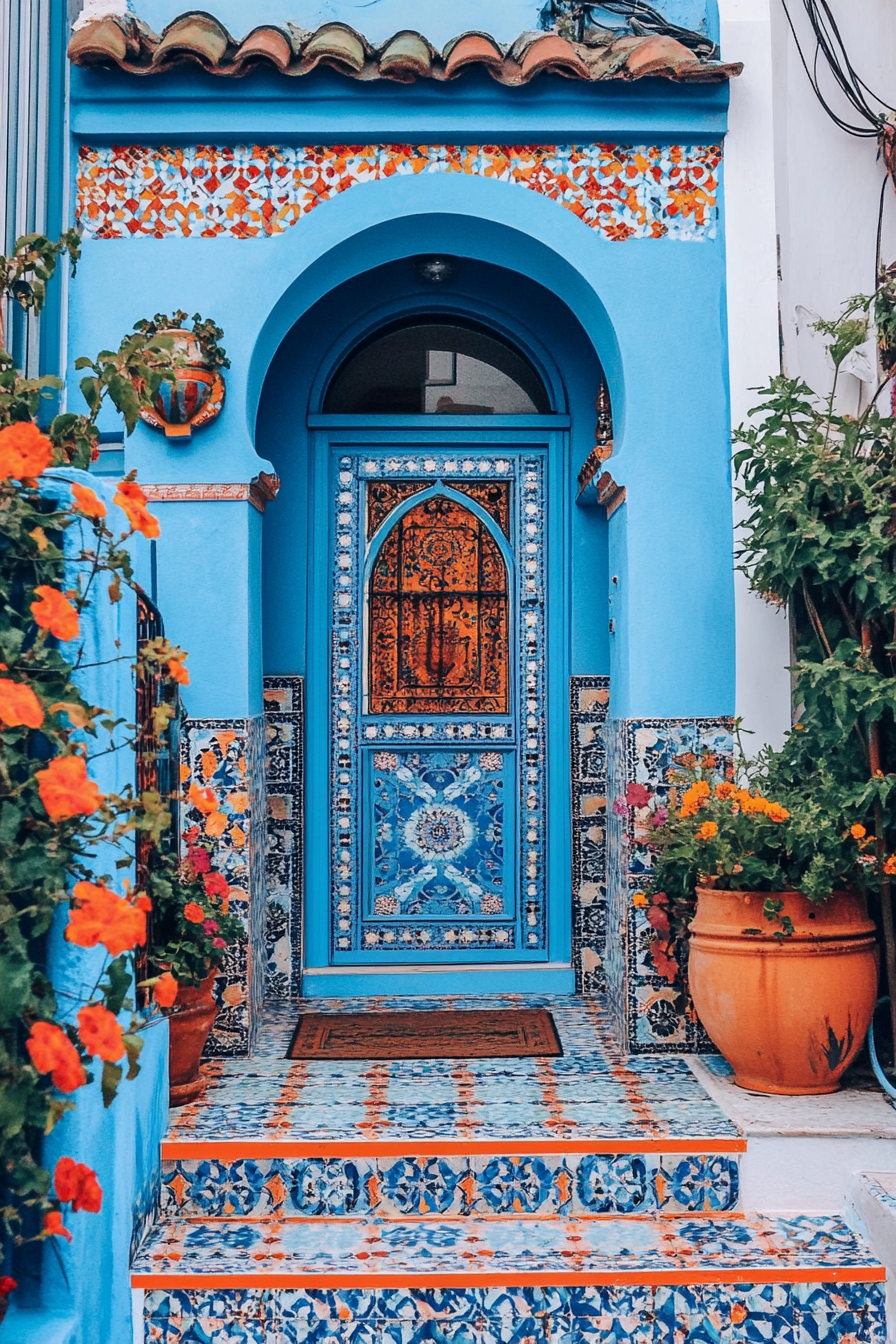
139,329,225,440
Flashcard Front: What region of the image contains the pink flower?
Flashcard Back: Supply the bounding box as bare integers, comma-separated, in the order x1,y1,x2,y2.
613,798,629,817
203,919,219,934
212,937,226,948
652,807,669,827
625,782,652,807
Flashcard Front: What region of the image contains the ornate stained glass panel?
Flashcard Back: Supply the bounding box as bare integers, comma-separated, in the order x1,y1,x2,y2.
368,491,510,715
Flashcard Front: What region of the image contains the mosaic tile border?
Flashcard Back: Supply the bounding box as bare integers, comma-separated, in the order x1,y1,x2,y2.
143,1280,886,1344
77,144,722,243
605,717,733,1055
570,677,610,995
263,676,305,1001
180,716,267,1056
330,453,548,958
159,1152,740,1219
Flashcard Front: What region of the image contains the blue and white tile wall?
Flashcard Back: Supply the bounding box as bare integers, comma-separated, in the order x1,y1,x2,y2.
262,676,304,1000
180,716,268,1055
605,717,733,1054
570,677,610,995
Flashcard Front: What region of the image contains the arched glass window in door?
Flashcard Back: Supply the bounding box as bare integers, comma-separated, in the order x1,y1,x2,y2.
325,320,550,415
368,493,510,714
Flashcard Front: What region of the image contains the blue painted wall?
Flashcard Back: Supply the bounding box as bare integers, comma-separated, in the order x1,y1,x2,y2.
124,0,718,47
68,165,734,720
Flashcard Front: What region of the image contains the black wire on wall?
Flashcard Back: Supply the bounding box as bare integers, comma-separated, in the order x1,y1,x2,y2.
780,0,895,137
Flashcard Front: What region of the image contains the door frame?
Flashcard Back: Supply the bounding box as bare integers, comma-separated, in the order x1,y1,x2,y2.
301,414,575,996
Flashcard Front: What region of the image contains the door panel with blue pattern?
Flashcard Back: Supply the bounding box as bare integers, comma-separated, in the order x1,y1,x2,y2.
329,450,548,962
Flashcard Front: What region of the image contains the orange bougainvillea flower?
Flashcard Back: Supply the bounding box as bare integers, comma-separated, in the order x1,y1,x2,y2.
77,1004,125,1062
26,1022,87,1093
42,1211,72,1242
183,901,205,924
30,586,80,642
36,755,104,822
54,1157,103,1213
114,479,160,539
0,678,44,729
153,972,179,1008
167,657,189,686
203,871,229,900
71,482,107,519
695,821,718,841
188,783,218,815
65,880,146,958
0,422,53,481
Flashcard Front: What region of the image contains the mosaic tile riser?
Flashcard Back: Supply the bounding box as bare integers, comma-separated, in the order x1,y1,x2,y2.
181,717,267,1056
605,719,733,1055
159,1153,739,1219
77,144,721,244
142,1281,886,1344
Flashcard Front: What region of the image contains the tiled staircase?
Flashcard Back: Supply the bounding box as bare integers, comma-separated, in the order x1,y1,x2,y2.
133,998,887,1343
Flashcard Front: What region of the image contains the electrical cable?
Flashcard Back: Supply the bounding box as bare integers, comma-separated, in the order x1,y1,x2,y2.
780,0,896,138
539,1,717,57
867,997,896,1104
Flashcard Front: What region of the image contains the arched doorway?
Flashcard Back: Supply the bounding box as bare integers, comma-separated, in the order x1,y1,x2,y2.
258,257,610,997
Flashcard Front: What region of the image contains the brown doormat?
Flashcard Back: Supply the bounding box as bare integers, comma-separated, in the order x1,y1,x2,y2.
286,1007,562,1060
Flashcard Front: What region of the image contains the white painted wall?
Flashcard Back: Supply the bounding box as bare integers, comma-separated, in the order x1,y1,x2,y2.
720,0,896,752
719,0,792,752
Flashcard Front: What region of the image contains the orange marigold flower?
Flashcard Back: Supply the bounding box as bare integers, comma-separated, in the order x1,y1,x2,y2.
26,1022,87,1093
715,782,736,800
77,1004,125,1062
71,482,107,519
42,1211,72,1242
54,1157,103,1213
65,880,146,958
0,422,53,481
884,856,896,876
696,821,718,841
739,791,771,815
183,901,205,924
36,754,104,822
167,657,189,686
30,586,79,642
851,823,867,840
114,479,159,539
679,780,710,817
765,803,790,823
153,972,179,1008
188,783,218,815
0,678,44,729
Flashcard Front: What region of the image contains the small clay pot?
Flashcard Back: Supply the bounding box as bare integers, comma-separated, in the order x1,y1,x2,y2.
167,968,219,1106
688,887,879,1094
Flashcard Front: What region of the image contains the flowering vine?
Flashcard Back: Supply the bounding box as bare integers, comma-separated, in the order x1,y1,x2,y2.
0,234,191,1271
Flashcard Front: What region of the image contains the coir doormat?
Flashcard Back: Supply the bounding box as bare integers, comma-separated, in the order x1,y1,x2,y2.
286,1008,562,1060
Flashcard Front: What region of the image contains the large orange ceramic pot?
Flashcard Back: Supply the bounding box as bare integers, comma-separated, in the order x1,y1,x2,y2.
167,968,219,1107
688,887,878,1094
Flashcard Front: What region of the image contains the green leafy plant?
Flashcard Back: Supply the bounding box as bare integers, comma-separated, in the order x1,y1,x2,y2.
133,311,230,371
728,283,896,1049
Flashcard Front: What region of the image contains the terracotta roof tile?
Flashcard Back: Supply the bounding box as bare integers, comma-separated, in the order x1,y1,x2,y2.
67,13,742,84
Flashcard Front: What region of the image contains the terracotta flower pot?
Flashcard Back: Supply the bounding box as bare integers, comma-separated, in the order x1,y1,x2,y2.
688,887,878,1095
138,329,225,440
167,968,219,1107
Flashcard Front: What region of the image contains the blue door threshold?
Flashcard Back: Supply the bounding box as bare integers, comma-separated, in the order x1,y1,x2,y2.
300,964,576,997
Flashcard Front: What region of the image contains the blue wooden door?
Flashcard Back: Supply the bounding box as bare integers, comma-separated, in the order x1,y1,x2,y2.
303,425,571,991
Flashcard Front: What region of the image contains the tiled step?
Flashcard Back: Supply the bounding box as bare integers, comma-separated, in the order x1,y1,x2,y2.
133,1214,886,1342
159,1149,742,1219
